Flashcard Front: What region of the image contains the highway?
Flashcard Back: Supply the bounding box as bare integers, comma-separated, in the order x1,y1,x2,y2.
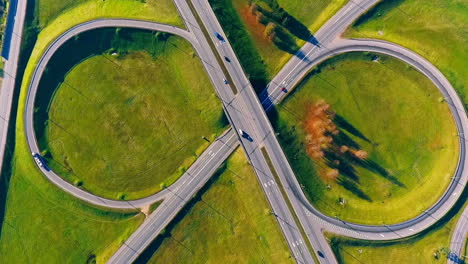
0,0,26,178
448,205,467,264
113,0,317,261
14,0,467,263
22,13,314,264
264,0,381,107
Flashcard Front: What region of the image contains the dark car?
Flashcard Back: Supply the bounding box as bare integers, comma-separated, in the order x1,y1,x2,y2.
224,56,231,62
238,129,253,142
32,152,50,171
223,79,229,84
214,32,225,42
317,251,325,258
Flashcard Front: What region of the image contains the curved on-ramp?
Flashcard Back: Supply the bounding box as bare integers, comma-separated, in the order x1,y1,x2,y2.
266,38,468,240
448,205,468,264
23,19,222,209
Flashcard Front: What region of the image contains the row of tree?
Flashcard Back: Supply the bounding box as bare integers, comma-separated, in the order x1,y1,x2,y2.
247,0,313,53
303,100,368,181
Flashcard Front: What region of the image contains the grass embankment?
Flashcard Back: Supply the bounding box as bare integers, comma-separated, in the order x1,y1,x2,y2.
38,29,225,200
328,199,468,264
209,0,347,91
37,0,183,29
0,1,183,263
142,149,294,263
345,0,468,109
0,150,145,263
272,52,458,224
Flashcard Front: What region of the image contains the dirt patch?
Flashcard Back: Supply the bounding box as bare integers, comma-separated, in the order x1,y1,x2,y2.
141,204,151,217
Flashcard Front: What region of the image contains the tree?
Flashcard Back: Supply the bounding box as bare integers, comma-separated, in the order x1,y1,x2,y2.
264,22,277,38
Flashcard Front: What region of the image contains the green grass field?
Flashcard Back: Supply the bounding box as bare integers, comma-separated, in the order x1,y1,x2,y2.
0,155,145,263
39,32,225,200
345,0,468,108
143,148,294,263
329,200,467,264
36,0,183,29
0,51,145,262
272,52,458,224
0,1,187,263
210,0,347,92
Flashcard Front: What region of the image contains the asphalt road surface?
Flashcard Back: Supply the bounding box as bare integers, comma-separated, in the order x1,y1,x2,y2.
15,0,467,263
448,205,468,264
0,0,26,178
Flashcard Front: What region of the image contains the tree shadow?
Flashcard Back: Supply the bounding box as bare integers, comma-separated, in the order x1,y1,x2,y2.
324,150,359,183
334,114,371,143
260,0,313,41
332,128,361,149
353,0,406,27
272,26,299,54
253,0,317,54
355,158,406,188
337,176,372,202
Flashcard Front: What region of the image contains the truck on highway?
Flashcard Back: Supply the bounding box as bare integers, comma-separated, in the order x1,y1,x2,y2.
32,152,50,171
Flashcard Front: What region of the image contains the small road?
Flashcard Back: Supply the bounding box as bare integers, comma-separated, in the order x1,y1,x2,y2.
0,0,26,177
448,205,468,264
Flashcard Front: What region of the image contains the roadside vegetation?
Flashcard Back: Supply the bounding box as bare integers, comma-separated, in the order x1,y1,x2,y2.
345,0,468,109
328,199,467,264
0,156,145,263
271,52,458,224
209,0,347,92
138,149,294,264
37,0,183,29
35,28,225,200
0,0,8,74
